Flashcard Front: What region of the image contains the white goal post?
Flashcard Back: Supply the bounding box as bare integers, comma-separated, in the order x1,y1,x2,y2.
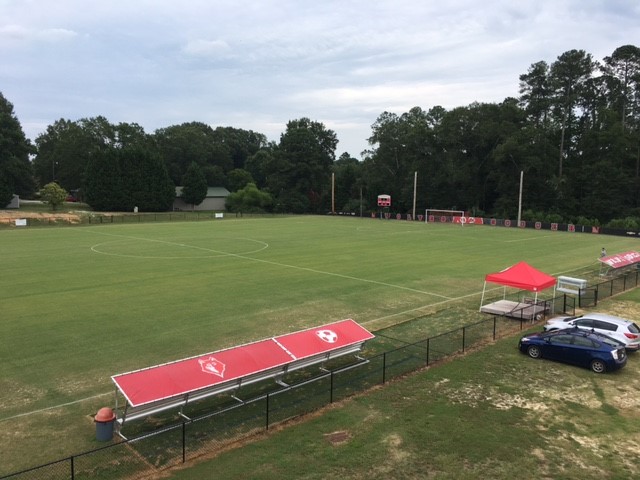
425,209,465,223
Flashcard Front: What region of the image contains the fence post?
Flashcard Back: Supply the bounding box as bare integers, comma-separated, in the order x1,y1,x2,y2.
182,421,186,463
330,371,334,403
493,317,497,340
426,338,430,366
70,456,74,480
382,353,386,384
462,326,466,353
265,393,270,430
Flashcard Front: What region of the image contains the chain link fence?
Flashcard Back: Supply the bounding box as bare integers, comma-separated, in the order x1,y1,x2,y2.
578,269,640,308
2,305,580,480
4,272,636,479
0,212,286,229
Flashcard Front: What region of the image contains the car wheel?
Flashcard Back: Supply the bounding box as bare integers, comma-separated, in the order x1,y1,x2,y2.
590,360,606,373
527,345,542,359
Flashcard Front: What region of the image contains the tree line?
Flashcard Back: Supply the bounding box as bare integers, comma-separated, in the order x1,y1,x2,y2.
1,45,639,225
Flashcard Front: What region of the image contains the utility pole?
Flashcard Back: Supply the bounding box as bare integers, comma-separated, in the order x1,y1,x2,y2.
517,170,523,226
412,171,417,220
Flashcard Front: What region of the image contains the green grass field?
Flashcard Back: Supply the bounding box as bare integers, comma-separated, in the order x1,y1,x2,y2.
1,216,639,474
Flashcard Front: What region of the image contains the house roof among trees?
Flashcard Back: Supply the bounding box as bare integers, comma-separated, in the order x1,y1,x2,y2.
175,187,230,198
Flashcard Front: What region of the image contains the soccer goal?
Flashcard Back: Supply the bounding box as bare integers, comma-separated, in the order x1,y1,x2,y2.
425,209,465,224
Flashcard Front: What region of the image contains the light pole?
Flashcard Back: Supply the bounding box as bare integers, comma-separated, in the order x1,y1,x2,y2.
517,170,524,226
509,155,523,227
412,171,417,220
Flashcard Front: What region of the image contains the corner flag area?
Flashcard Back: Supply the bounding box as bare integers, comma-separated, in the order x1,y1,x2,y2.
112,319,374,427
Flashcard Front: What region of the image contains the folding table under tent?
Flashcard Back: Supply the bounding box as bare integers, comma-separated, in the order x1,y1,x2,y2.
111,319,374,432
479,261,557,321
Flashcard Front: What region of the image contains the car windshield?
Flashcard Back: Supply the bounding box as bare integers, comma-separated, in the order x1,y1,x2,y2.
629,323,640,334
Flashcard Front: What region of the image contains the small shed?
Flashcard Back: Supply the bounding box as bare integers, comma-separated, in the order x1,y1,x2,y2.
4,194,19,209
173,187,230,211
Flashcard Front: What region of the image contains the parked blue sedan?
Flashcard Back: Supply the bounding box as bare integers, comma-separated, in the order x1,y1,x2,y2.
518,328,627,373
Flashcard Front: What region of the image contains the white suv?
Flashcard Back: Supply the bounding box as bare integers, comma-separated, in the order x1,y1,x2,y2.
543,313,640,351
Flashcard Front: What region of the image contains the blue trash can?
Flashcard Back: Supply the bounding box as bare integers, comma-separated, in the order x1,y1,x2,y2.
95,407,116,441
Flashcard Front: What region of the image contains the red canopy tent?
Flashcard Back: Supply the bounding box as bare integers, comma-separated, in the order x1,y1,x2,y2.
480,261,557,320
484,261,557,292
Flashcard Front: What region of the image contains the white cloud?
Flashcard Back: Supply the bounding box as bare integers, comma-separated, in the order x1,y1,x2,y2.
0,24,77,44
1,0,637,157
182,39,231,58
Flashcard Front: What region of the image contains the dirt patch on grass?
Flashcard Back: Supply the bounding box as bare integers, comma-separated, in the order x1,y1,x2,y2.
325,430,351,445
0,379,47,413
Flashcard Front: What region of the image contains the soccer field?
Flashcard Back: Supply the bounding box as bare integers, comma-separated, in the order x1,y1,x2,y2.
1,215,637,472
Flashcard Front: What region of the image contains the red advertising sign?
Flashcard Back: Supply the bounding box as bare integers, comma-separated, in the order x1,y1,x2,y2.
452,217,485,225
600,251,640,269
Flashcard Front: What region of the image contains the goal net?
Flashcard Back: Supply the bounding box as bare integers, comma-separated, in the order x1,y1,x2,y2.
425,209,465,224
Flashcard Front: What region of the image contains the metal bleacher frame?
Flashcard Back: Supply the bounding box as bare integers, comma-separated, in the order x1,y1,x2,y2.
112,321,373,438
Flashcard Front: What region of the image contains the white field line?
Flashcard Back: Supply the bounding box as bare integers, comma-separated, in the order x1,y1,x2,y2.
0,392,112,423
4,229,598,423
504,235,554,242
84,230,453,299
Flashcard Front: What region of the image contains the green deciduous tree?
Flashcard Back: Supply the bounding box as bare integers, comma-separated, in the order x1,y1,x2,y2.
268,118,337,213
0,91,36,198
227,168,254,192
225,182,273,213
0,176,14,207
181,161,208,208
333,153,362,212
39,182,68,211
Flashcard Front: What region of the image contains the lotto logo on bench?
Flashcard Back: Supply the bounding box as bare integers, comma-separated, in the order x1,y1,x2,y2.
198,356,226,377
316,329,338,343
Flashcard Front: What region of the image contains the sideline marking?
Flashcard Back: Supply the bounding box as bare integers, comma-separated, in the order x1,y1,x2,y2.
0,392,111,423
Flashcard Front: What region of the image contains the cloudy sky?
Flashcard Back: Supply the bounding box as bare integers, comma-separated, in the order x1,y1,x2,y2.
1,0,637,158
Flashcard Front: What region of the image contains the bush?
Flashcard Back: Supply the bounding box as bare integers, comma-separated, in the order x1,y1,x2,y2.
606,217,640,230
226,183,273,213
